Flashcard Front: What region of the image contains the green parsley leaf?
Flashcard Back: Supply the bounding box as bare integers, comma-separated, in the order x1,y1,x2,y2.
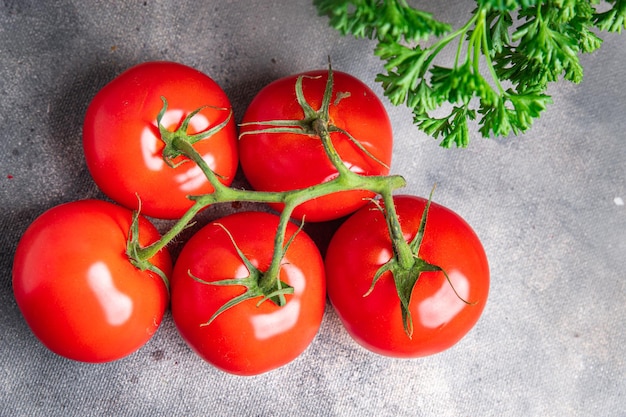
315,0,623,147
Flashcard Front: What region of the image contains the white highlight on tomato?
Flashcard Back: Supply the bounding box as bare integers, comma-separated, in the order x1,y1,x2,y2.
140,109,216,192
234,263,252,279
87,261,133,326
417,270,469,329
250,263,305,340
376,247,393,265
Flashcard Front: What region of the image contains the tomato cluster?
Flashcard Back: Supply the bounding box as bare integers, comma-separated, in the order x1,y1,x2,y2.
12,61,489,375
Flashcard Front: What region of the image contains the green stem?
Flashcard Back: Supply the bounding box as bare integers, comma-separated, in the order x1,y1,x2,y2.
312,119,353,178
130,64,413,316
135,200,205,261
380,187,414,270
171,137,226,192
476,6,506,96
260,202,297,301
428,10,479,77
134,135,407,266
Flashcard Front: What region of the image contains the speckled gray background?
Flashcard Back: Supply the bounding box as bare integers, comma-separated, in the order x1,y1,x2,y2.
1,1,625,416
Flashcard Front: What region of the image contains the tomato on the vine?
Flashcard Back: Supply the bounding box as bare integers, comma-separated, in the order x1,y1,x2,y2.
171,211,326,376
325,195,489,358
12,199,171,363
83,61,238,219
238,69,393,222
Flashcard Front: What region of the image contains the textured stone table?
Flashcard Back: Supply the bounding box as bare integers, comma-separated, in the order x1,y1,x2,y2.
1,2,624,416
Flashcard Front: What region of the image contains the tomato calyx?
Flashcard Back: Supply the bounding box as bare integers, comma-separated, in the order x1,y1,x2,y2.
157,96,233,169
366,188,474,339
188,222,296,326
239,63,389,171
126,204,171,294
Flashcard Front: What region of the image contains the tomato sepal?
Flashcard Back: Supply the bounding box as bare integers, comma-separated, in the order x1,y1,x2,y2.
239,63,390,190
188,221,296,327
157,96,233,171
125,204,171,294
367,188,474,339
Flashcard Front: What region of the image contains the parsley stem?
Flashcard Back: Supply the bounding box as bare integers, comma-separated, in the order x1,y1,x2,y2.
477,7,506,95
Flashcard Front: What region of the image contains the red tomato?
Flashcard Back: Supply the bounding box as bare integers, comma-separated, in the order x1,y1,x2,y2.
12,200,171,363
239,70,393,222
325,195,489,357
171,211,326,376
83,61,238,219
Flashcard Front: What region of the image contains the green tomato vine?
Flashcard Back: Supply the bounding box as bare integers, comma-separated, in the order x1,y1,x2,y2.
127,64,469,338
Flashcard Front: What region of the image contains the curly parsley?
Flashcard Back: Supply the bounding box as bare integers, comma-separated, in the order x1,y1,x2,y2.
314,0,626,147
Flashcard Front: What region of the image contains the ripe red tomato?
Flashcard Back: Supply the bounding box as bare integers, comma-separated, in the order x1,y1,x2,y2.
171,211,326,376
12,199,171,363
325,195,489,358
238,69,393,222
83,61,238,219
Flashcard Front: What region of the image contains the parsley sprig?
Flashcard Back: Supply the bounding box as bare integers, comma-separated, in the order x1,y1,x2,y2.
314,0,626,147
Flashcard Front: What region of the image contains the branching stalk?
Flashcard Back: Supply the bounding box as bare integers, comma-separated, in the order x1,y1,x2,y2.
127,65,435,336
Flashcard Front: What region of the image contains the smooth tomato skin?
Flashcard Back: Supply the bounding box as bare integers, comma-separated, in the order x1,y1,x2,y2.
171,211,326,376
239,70,393,222
12,200,171,363
83,61,238,219
325,195,489,358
